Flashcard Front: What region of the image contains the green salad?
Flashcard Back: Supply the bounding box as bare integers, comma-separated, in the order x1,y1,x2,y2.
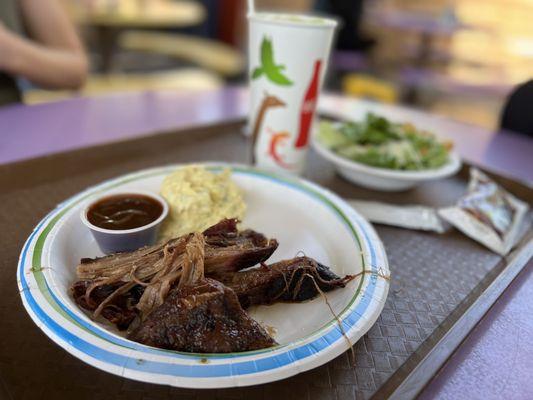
318,113,452,171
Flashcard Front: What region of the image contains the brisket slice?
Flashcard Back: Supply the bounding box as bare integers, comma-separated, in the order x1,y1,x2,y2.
76,218,279,281
72,219,278,330
72,255,353,331
216,257,354,309
129,233,276,352
129,278,277,352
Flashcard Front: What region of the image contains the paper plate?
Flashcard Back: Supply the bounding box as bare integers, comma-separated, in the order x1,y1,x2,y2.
17,163,389,388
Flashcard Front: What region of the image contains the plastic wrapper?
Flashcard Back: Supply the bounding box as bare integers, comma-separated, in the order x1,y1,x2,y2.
438,169,529,255
349,200,447,233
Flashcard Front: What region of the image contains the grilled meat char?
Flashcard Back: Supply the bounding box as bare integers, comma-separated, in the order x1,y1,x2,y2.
129,233,276,352
216,257,354,309
130,278,277,352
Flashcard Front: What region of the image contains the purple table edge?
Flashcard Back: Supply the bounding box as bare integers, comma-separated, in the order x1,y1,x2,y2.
1,86,532,400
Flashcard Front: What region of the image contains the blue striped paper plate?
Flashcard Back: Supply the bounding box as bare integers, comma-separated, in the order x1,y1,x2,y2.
17,163,389,388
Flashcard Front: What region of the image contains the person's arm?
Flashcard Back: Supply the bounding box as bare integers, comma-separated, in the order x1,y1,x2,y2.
0,0,88,89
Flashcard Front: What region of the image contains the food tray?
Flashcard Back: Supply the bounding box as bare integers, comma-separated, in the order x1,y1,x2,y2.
1,120,531,400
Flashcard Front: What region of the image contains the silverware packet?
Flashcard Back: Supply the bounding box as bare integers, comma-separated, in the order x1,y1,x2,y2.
438,169,529,255
348,200,447,233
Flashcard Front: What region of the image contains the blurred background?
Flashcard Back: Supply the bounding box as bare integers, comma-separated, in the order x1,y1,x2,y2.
21,0,533,130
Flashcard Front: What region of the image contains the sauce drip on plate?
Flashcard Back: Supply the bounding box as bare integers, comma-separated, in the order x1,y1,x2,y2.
87,194,163,230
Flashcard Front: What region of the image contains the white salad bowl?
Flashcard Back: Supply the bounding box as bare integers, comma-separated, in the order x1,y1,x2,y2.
312,138,462,191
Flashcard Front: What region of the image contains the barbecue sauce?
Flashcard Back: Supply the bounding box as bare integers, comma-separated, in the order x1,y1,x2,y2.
87,194,163,230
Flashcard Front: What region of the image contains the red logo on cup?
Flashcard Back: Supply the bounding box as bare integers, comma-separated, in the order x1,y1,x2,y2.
295,60,322,149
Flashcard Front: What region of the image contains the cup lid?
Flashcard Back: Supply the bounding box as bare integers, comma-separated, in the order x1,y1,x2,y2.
248,12,338,29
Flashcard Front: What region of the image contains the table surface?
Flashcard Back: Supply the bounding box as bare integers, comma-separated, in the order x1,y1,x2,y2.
367,9,475,35
1,87,532,399
71,0,206,28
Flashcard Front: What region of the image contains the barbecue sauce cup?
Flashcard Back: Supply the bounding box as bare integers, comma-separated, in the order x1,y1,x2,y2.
81,191,169,254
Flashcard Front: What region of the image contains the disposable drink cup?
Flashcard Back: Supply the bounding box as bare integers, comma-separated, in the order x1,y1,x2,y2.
248,13,337,175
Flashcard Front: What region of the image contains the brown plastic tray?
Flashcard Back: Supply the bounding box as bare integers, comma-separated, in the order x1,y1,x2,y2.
1,120,531,400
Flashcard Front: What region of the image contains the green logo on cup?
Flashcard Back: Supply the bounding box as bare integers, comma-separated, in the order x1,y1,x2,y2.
252,37,293,86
